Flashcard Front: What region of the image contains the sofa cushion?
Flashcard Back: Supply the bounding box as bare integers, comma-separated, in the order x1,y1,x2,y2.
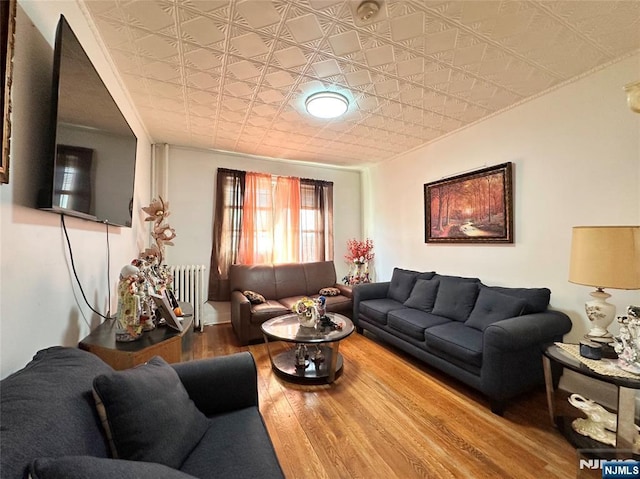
274,263,307,299
403,279,440,312
30,456,197,479
92,356,208,470
315,294,352,313
431,278,480,321
433,274,480,283
418,271,437,280
359,298,405,325
230,264,277,299
388,309,451,340
387,268,419,302
304,261,338,296
425,322,484,367
278,296,308,311
249,300,290,324
0,347,113,479
244,290,266,304
466,286,527,331
180,408,285,479
485,285,551,314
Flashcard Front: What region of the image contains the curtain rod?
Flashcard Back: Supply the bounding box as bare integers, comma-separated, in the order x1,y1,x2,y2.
217,167,333,186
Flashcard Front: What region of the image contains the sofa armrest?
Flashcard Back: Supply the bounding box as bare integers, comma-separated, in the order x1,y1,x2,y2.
484,310,572,351
231,289,251,312
172,352,258,417
353,281,390,302
230,290,252,345
352,282,391,324
335,284,353,298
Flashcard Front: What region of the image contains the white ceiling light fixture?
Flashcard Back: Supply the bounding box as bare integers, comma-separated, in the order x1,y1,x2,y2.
305,92,349,119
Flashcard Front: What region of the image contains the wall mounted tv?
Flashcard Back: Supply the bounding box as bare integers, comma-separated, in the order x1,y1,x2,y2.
38,15,137,227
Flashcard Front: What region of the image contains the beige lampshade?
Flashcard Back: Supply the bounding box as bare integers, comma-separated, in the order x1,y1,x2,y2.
569,226,640,290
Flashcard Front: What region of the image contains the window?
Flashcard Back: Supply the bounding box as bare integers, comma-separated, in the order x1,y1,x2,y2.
209,169,333,300
54,145,93,214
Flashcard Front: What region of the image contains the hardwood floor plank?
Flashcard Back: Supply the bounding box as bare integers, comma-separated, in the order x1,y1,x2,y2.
193,324,577,478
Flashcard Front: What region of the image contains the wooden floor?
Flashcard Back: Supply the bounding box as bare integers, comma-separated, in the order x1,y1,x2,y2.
193,323,581,479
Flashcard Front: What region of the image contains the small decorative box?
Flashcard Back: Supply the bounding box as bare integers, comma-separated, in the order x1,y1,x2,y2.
579,340,603,360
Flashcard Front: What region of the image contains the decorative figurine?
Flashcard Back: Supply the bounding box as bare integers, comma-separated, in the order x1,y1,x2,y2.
568,393,640,451
613,305,640,374
115,264,143,342
317,295,327,319
312,345,325,369
294,344,309,369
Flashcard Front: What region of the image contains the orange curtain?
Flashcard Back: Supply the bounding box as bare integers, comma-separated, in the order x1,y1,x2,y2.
236,172,331,265
238,173,273,264
273,176,300,263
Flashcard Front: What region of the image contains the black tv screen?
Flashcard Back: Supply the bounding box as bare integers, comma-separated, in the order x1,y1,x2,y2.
38,15,137,227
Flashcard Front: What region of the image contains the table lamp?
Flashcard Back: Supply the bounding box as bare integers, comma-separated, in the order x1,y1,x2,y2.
569,226,640,342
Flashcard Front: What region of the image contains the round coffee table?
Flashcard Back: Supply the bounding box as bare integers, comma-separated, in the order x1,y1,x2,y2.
261,312,354,384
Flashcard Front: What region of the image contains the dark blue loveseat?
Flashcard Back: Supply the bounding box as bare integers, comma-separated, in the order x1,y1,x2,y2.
353,268,572,414
0,347,284,479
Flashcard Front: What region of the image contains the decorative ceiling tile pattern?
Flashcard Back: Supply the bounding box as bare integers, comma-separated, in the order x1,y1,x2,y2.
81,0,640,166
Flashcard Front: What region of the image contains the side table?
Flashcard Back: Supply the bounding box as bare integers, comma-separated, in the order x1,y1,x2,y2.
79,304,194,370
542,343,640,456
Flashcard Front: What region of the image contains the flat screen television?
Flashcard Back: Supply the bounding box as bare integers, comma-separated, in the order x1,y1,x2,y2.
38,15,137,227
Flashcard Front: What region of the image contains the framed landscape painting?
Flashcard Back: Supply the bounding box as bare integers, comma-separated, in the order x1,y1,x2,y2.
1,0,16,184
424,162,513,244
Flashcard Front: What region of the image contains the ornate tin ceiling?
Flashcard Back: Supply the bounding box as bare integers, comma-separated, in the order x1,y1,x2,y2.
82,0,640,166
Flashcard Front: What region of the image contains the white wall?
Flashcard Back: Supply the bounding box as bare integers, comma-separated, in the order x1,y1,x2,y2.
368,54,640,339
0,1,151,378
366,54,640,406
160,145,363,284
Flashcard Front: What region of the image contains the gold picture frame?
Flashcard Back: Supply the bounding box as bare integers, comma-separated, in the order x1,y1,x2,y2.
1,0,16,184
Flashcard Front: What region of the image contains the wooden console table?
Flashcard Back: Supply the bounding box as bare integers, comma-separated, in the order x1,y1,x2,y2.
79,306,194,370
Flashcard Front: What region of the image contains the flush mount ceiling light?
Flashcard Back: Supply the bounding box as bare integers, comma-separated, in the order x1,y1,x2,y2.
305,92,349,119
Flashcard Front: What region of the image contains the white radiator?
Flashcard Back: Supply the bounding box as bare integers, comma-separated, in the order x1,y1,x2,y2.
169,264,207,332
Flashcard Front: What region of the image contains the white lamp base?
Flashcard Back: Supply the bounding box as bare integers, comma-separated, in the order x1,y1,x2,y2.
585,288,616,341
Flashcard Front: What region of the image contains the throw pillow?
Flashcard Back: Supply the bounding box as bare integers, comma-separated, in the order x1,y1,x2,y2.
486,285,551,314
92,356,208,470
243,290,266,304
387,268,419,303
30,456,198,479
319,287,340,296
403,279,440,312
466,287,527,331
431,278,479,321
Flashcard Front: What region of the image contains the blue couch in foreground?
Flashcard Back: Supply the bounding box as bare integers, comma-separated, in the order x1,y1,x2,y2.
353,268,572,414
0,347,284,479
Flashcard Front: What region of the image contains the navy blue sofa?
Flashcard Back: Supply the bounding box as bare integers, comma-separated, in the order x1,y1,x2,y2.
0,347,284,479
353,268,572,414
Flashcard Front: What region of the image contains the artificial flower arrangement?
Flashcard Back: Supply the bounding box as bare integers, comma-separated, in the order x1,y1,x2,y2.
343,238,374,285
293,297,318,327
344,238,374,264
292,296,336,330
142,196,176,264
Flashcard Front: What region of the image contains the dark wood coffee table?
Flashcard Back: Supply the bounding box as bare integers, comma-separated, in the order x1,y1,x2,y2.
78,303,194,370
261,312,354,384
